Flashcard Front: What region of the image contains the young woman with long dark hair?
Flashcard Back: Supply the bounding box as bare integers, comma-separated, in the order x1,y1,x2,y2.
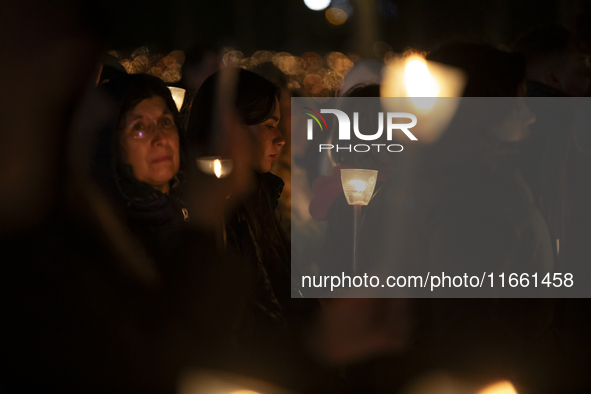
187,68,317,329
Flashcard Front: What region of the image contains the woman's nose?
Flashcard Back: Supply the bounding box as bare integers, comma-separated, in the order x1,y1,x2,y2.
274,133,286,147
150,125,169,145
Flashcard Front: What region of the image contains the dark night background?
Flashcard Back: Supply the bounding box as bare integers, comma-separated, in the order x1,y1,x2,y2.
74,0,591,55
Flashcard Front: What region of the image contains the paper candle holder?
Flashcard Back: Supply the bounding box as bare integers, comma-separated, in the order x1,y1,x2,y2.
168,86,186,111
340,169,378,206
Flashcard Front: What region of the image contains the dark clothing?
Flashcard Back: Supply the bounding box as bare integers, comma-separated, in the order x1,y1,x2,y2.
1,200,247,394
385,157,553,278
226,172,287,328
363,153,557,392
521,81,570,205
521,80,583,264
522,83,591,393
116,164,188,257
219,172,325,392
226,172,318,328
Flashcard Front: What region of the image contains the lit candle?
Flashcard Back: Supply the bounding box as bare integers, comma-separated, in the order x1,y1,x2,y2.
196,156,233,178
340,169,378,275
341,169,377,206
348,180,368,204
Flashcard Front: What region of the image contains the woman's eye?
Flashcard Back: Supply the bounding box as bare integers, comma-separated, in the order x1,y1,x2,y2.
133,123,143,130
161,118,175,128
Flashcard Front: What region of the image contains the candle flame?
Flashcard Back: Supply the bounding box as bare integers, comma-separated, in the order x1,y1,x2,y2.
349,180,368,192
214,159,222,178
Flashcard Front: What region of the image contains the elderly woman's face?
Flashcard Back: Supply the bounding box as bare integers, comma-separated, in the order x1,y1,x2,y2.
247,98,285,173
120,96,180,193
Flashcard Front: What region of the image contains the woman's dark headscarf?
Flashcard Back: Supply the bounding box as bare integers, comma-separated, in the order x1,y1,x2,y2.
186,68,280,156
93,73,189,206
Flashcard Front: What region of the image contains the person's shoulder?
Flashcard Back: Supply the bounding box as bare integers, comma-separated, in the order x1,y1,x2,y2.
262,171,284,187
262,172,285,197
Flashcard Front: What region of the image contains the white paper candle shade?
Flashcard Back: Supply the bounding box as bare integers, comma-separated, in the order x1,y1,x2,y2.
340,169,378,206
381,55,465,144
167,86,186,111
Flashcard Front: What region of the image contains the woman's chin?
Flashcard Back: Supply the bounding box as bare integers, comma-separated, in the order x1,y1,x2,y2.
146,173,175,187
253,162,272,173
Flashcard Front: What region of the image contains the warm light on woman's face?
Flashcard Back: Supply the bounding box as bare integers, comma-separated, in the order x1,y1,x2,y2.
247,98,285,173
120,96,180,193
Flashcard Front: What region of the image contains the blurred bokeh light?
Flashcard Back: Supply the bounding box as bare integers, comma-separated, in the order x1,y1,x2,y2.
476,381,518,394
303,0,331,11
325,7,348,25
116,47,185,83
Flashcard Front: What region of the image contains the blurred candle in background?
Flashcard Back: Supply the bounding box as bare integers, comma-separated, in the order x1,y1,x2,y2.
381,54,466,143
168,86,186,111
